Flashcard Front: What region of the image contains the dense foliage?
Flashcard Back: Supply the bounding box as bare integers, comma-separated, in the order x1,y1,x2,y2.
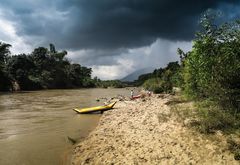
136,62,181,93
136,11,240,136
94,78,127,88
137,11,240,111
0,42,12,91
181,11,240,110
0,43,95,91
177,11,240,136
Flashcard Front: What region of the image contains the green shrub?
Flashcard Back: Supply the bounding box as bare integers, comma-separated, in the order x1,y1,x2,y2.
227,137,240,160
181,10,240,111
143,78,172,94
136,62,181,93
196,100,239,133
95,80,126,88
234,150,240,160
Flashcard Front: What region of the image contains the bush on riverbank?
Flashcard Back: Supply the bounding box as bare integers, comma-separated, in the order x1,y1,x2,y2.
138,10,240,112
174,10,240,138
169,95,240,160
180,10,240,111
137,61,182,93
143,78,172,93
195,100,239,134
94,79,127,88
139,10,240,139
170,96,239,134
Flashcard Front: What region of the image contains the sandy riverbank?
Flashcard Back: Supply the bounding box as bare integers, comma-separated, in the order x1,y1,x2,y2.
71,94,238,164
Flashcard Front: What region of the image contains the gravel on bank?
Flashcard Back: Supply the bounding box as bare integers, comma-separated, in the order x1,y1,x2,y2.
71,95,238,165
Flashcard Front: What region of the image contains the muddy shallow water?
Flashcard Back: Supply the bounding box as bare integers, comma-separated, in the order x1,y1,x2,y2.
0,88,130,165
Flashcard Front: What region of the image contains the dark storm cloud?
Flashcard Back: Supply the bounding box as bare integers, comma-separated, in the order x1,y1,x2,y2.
1,0,240,50
68,48,128,66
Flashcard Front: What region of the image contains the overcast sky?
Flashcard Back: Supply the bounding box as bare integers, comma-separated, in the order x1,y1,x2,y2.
0,0,240,79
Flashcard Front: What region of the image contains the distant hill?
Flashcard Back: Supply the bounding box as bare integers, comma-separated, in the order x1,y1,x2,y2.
121,67,155,82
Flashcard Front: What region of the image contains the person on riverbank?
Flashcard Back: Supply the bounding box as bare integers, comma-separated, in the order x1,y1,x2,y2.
130,90,134,99
147,90,152,97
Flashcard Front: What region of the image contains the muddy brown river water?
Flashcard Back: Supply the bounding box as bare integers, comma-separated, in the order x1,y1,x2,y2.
0,88,131,165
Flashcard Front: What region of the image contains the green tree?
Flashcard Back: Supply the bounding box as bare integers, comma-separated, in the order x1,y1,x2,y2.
182,10,240,109
136,62,181,93
6,54,40,90
0,43,96,91
0,42,12,91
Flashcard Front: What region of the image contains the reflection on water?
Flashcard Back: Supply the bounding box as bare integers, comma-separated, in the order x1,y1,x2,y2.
0,88,130,165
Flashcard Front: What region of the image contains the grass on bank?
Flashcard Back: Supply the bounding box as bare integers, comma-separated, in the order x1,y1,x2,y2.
168,93,240,160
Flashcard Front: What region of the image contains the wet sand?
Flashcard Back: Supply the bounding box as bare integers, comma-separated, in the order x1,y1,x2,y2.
71,94,238,165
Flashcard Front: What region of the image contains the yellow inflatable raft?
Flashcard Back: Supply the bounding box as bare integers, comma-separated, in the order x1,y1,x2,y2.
73,102,117,114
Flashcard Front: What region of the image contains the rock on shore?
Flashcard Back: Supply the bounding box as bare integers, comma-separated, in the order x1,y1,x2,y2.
71,95,238,165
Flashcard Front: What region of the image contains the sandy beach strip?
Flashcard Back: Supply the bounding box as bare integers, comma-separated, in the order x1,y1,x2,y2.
71,94,238,165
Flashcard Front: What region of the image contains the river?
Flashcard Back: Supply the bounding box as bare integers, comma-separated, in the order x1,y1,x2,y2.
0,88,131,165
